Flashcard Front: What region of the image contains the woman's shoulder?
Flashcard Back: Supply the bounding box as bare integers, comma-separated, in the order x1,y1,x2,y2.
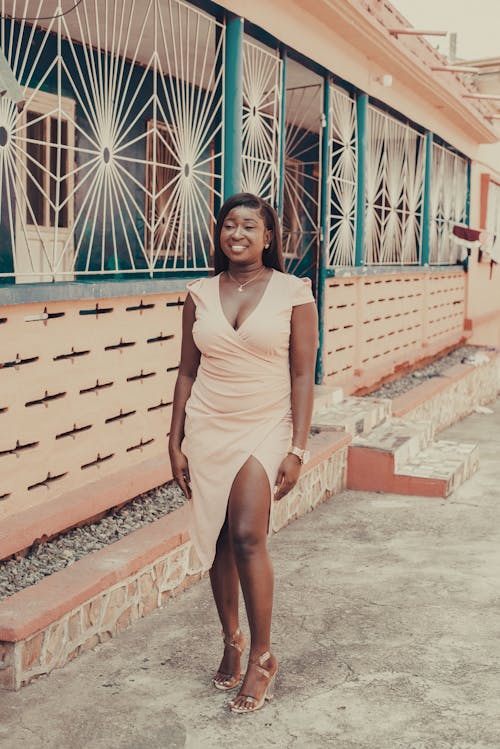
186,274,218,299
273,270,311,285
274,271,314,305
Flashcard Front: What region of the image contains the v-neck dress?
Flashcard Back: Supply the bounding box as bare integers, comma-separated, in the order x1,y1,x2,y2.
183,270,315,570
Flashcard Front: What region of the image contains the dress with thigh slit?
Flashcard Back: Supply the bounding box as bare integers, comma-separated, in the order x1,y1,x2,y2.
183,269,315,570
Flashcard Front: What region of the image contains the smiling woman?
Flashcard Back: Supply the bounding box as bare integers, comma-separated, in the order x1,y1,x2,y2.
168,192,318,714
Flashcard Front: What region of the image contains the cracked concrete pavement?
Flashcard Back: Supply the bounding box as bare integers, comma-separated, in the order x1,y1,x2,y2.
1,399,499,749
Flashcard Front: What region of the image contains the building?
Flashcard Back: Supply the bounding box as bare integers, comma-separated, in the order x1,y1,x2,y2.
1,0,500,554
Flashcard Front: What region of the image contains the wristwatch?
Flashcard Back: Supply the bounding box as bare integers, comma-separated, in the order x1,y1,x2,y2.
288,445,310,465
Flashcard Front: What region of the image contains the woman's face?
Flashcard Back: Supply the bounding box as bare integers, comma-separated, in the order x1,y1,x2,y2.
219,206,272,267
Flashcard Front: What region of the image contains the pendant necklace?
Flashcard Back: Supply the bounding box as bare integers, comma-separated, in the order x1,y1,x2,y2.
226,266,266,292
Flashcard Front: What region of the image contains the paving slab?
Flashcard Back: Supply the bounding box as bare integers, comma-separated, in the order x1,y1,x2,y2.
311,396,390,435
0,400,499,749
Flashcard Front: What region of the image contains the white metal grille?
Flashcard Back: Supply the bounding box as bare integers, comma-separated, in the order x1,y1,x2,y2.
429,143,468,264
365,107,424,265
241,38,281,206
0,0,224,280
282,81,321,277
327,86,357,267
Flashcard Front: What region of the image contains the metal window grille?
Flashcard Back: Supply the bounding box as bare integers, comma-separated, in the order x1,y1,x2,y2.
429,143,468,264
327,85,357,267
0,0,224,281
365,107,425,265
282,75,321,278
241,37,281,207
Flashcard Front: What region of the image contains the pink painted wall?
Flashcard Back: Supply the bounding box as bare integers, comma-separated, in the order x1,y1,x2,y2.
0,269,469,559
464,172,500,347
466,257,500,348
324,270,467,393
0,291,184,558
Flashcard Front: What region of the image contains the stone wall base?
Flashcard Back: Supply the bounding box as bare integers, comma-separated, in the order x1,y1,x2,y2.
391,353,500,432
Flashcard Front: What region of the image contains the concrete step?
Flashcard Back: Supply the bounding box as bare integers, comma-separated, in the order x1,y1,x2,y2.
312,385,344,418
396,440,479,498
311,396,391,437
347,422,479,498
349,418,434,470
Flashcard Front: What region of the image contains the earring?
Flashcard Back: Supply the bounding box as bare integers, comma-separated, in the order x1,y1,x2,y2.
264,243,270,250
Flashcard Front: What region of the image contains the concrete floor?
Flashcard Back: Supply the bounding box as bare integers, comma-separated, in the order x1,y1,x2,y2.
1,400,499,749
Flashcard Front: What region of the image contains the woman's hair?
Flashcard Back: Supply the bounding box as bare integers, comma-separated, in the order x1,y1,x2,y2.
213,192,285,275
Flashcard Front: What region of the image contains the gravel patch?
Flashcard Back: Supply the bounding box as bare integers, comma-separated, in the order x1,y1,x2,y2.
369,345,493,399
0,483,186,601
1,344,494,602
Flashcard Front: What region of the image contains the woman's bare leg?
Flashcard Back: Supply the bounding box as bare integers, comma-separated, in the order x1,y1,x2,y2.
210,517,244,686
227,456,278,708
210,518,240,635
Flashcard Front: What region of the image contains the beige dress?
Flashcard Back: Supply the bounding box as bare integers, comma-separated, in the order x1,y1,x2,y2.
183,270,315,570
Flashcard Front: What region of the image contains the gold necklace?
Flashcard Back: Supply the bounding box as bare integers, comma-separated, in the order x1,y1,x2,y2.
226,266,266,292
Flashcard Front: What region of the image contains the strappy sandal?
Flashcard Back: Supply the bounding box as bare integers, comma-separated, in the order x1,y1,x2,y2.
212,628,247,691
227,651,278,713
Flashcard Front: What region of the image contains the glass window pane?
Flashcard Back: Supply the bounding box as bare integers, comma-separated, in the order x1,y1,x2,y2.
26,112,45,225
50,118,68,227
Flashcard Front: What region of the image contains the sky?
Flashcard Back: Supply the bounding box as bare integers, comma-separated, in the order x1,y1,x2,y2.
390,0,500,61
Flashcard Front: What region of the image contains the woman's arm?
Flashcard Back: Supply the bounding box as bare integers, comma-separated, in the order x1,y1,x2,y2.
168,293,201,499
289,301,319,449
274,301,318,500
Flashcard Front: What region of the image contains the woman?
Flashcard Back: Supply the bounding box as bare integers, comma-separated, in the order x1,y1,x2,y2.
168,192,318,713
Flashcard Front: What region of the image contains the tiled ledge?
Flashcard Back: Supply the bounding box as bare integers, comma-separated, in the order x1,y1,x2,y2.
0,507,191,644
0,277,196,306
391,352,500,432
0,431,349,690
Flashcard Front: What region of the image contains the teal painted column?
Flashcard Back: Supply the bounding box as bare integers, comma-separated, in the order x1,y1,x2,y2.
421,131,433,266
355,93,368,267
223,14,244,200
315,77,331,385
277,48,287,218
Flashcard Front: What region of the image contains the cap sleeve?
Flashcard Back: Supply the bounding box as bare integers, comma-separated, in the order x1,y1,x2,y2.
186,278,204,306
291,276,315,307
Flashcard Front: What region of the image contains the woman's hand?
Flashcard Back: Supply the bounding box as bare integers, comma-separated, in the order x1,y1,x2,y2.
274,453,302,501
169,447,192,500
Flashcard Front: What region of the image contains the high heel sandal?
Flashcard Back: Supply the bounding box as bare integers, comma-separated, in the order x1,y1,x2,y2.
212,628,247,691
228,651,278,714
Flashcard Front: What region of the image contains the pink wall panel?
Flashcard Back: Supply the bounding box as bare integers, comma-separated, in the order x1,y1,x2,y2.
0,292,185,531
324,271,466,393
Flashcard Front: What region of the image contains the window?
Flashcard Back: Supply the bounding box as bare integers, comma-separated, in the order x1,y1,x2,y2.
13,89,75,282
145,121,179,259
282,157,304,257
25,112,69,228
145,121,216,264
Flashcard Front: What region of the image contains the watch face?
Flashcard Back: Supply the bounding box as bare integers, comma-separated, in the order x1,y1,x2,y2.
289,447,311,464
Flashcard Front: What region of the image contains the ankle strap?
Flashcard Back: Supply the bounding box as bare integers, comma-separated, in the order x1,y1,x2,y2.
248,650,273,677
256,650,271,666
222,628,244,652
